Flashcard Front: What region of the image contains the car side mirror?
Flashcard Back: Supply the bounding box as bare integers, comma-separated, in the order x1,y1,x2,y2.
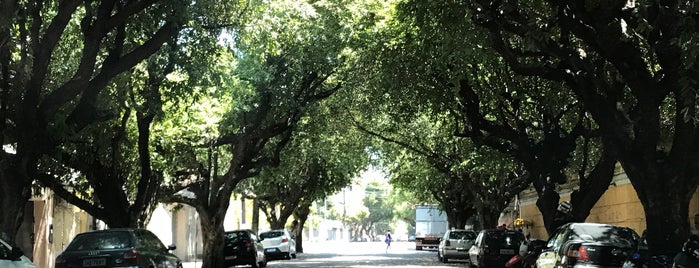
167,244,177,251
10,247,24,261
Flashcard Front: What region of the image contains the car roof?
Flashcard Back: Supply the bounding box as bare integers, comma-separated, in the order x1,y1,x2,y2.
226,229,255,234
76,228,141,234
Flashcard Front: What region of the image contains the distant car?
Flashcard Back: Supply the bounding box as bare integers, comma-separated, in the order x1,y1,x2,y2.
535,222,639,268
468,229,526,267
55,228,181,268
224,229,267,268
0,237,39,268
438,229,477,263
408,235,416,242
259,229,296,260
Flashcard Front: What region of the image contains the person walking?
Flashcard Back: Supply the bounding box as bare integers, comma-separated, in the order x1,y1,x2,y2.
385,230,392,253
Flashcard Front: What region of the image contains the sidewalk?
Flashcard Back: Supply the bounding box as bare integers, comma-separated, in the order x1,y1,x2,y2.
182,261,202,268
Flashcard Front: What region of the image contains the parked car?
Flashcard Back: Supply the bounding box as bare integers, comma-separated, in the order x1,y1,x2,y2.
259,229,296,260
55,228,181,268
0,237,39,268
438,229,477,263
535,222,640,268
469,229,526,267
224,229,267,268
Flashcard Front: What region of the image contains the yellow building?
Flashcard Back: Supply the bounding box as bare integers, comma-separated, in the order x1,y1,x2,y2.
516,164,699,240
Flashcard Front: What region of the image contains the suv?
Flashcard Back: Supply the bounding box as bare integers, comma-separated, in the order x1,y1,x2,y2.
224,230,267,268
468,229,526,267
55,228,181,268
535,222,639,268
438,229,477,263
259,229,296,260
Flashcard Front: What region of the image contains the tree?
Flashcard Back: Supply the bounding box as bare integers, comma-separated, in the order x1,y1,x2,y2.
363,181,394,237
467,0,699,254
160,1,355,266
241,96,369,251
0,0,185,242
31,0,250,229
367,0,617,234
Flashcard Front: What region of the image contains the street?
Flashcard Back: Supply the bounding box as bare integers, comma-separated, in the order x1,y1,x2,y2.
184,241,468,268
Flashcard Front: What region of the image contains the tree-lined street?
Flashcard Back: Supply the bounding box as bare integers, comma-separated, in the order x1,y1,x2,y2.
3,0,699,267
184,241,464,268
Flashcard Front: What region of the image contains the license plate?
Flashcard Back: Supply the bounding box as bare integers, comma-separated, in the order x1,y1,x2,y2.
265,248,274,252
456,247,466,251
224,255,237,260
83,258,106,267
500,249,515,255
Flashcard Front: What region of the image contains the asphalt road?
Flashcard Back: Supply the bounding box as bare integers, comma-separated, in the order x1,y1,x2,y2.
184,241,471,268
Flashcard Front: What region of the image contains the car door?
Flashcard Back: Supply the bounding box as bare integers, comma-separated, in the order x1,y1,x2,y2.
137,230,179,268
536,227,567,268
468,231,484,266
249,232,264,263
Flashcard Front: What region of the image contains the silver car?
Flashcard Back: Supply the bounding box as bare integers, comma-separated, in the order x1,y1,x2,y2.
259,229,296,260
0,238,39,268
438,229,477,263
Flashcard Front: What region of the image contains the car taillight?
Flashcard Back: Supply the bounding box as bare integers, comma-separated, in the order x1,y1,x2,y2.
245,240,254,248
123,249,140,265
282,237,289,243
566,244,590,262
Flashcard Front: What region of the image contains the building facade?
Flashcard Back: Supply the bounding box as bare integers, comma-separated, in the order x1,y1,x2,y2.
515,164,699,240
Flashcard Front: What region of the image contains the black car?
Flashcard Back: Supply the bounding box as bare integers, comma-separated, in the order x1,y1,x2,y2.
468,229,526,267
224,229,267,267
55,228,181,268
535,222,640,268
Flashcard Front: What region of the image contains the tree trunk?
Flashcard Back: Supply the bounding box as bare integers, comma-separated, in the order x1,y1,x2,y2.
252,200,260,233
293,204,310,253
198,210,226,268
626,167,697,255
477,204,502,229
0,169,29,243
445,206,476,229
535,186,561,235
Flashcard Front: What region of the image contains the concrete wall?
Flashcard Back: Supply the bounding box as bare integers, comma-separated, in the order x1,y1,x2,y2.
30,190,92,268
519,173,699,240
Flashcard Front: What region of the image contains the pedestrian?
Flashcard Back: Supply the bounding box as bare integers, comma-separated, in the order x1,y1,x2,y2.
385,230,392,253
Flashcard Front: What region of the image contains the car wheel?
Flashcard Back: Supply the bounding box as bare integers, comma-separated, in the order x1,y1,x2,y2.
416,246,423,250
437,252,443,262
442,256,448,263
285,252,292,260
291,253,296,259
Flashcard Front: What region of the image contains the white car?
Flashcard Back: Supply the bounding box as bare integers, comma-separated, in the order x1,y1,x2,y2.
0,238,39,268
438,229,476,263
259,229,296,260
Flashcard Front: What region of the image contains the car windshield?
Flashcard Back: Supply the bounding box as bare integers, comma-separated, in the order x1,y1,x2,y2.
260,231,284,239
66,231,132,251
225,232,249,243
570,225,637,247
485,231,525,247
449,231,476,240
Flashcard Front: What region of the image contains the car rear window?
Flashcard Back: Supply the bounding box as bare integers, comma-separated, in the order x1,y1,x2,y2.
225,231,249,243
570,225,637,247
66,231,133,251
485,231,525,247
260,231,284,239
449,231,476,240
